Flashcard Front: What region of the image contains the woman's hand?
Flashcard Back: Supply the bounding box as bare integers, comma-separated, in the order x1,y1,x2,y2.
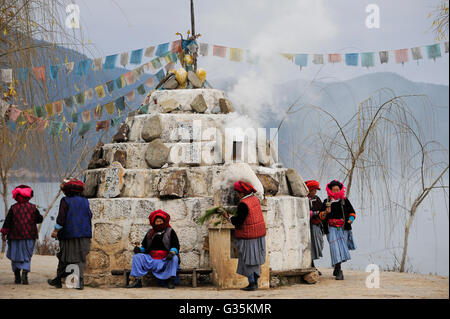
51,229,58,239
1,234,6,241
326,206,331,213
347,219,353,224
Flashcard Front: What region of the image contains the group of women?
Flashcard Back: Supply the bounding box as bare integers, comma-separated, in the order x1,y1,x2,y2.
1,176,355,290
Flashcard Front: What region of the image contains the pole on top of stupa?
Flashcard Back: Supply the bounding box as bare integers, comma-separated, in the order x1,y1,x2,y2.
190,0,197,71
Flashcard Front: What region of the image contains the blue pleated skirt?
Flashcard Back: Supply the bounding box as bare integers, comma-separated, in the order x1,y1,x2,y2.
130,253,180,280
326,227,354,266
236,236,266,277
6,239,36,272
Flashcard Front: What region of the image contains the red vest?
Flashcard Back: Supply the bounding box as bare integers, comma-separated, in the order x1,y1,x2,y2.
234,195,266,239
8,202,39,240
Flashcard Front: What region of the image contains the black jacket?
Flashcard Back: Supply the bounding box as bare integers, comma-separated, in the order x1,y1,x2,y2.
320,197,356,234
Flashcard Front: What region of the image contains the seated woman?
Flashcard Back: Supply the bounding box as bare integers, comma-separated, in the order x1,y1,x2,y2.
127,209,180,289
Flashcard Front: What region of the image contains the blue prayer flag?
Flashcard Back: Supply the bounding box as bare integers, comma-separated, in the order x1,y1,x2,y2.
361,52,375,67
104,54,118,69
345,53,359,66
115,96,125,111
78,122,92,136
426,44,441,60
75,60,90,76
16,68,29,81
155,69,165,83
294,54,308,67
50,65,59,80
155,42,169,57
130,49,144,64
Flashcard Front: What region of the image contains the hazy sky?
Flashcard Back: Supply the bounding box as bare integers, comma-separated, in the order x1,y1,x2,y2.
69,0,449,85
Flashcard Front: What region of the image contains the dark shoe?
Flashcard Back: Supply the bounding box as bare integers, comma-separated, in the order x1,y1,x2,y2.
76,278,84,290
167,277,175,289
21,270,29,285
48,277,62,288
241,282,257,291
335,270,344,280
14,269,21,284
318,270,322,276
127,278,142,288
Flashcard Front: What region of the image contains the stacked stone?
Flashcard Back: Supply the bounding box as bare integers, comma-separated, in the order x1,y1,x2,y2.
83,88,311,286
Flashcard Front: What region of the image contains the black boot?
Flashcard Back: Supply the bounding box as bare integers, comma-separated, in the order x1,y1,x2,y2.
167,277,175,289
48,277,62,288
333,263,341,276
335,269,344,280
21,270,29,285
127,278,142,288
76,277,84,290
254,273,260,289
241,282,257,291
14,269,21,284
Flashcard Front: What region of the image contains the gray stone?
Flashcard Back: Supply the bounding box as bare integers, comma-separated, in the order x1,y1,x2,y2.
285,168,309,196
83,170,101,198
190,94,207,113
94,223,123,245
88,143,110,169
141,115,162,142
187,71,203,88
112,123,130,143
159,98,179,113
162,75,179,90
145,139,170,168
113,150,127,168
97,162,125,198
219,98,234,113
158,170,187,198
256,173,279,196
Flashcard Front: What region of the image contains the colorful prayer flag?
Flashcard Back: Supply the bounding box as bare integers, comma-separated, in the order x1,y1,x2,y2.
115,96,125,111
130,49,144,65
93,57,103,71
53,100,63,114
111,116,122,127
120,52,129,67
106,80,115,95
171,40,182,53
379,51,389,64
115,76,125,89
328,53,342,64
49,65,59,80
411,47,423,61
213,45,227,58
137,84,146,95
45,103,54,117
155,42,169,57
1,69,12,82
124,72,136,85
360,52,375,68
82,110,91,123
395,49,409,64
7,107,21,122
104,102,115,115
86,88,95,100
64,96,74,108
155,69,165,82
32,66,46,83
96,120,109,131
95,85,106,99
145,77,155,88
345,53,358,66
34,105,44,118
17,68,29,81
312,54,324,64
199,43,209,56
75,92,85,106
104,54,118,69
65,62,75,74
78,122,92,136
71,111,78,123
151,58,162,70
144,46,155,57
294,54,308,67
230,48,244,62
93,104,103,120
49,121,63,136
75,60,90,76
125,90,135,101
426,44,441,60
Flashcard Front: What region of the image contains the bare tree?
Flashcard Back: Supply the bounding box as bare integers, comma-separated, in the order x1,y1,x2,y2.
429,0,449,41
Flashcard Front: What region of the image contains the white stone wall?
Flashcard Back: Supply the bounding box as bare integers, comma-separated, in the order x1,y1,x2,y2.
266,196,312,271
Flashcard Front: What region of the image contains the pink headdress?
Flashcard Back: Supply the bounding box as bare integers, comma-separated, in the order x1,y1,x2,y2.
326,180,346,200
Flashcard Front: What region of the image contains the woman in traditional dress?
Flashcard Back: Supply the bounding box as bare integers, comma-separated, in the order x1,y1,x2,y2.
305,180,324,274
1,185,43,285
127,209,180,289
222,180,266,291
319,180,356,280
48,179,92,290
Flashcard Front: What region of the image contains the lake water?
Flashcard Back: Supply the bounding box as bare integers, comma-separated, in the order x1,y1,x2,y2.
1,182,448,276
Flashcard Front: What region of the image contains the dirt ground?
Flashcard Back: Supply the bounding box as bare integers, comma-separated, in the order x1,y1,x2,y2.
0,255,448,299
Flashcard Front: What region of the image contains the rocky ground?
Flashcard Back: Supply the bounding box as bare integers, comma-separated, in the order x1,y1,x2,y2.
0,255,448,299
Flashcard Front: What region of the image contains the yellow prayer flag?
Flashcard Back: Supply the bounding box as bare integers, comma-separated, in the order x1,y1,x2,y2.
95,85,106,99
45,103,54,116
230,48,244,62
104,102,115,115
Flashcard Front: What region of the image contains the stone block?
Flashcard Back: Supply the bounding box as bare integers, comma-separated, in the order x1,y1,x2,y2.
83,170,101,198
97,162,125,198
145,139,170,168
158,169,187,198
219,98,234,113
141,115,162,142
256,173,279,196
187,71,203,88
113,150,127,168
190,94,207,113
112,123,129,143
94,223,123,245
159,98,179,113
285,168,309,197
